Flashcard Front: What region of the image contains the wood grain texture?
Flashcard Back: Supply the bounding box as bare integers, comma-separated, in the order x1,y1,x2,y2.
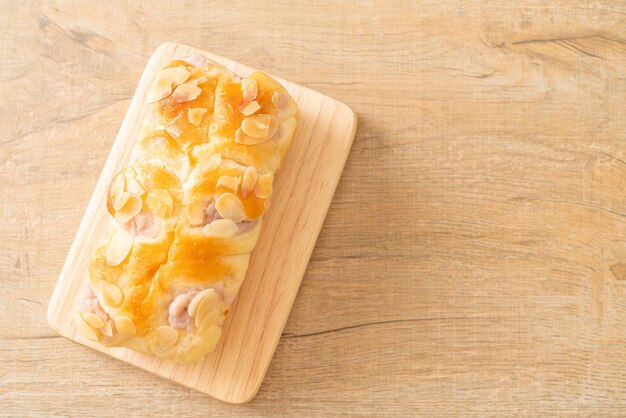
2,0,626,416
46,41,356,404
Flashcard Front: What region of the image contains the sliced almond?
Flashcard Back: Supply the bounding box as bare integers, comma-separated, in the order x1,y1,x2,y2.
205,200,217,220
145,189,173,219
215,193,246,223
273,116,297,142
188,107,208,127
107,173,125,216
109,173,125,202
241,77,258,102
188,289,216,318
240,166,258,198
272,90,297,117
235,128,270,146
114,195,143,224
123,166,137,178
221,158,245,172
154,325,178,346
100,321,113,337
113,191,131,211
194,291,221,328
216,175,238,193
82,312,105,329
172,79,202,103
74,310,99,341
114,316,136,336
241,114,271,139
147,77,173,103
156,66,190,86
267,114,280,138
237,100,261,116
99,281,123,307
195,153,221,175
125,177,145,196
195,75,208,85
189,66,207,79
198,316,222,333
105,229,134,267
203,219,239,238
272,90,288,110
186,202,206,226
254,173,273,199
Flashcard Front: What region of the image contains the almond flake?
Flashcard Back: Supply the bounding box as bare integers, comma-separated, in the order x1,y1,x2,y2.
114,316,136,336
189,66,207,79
145,189,173,218
194,290,221,328
240,166,258,198
100,321,113,337
215,193,246,223
147,77,173,103
186,202,206,226
267,114,280,138
82,312,106,329
172,79,202,103
114,195,143,224
237,100,261,116
254,173,273,199
113,191,131,211
241,114,271,138
196,153,221,175
109,173,125,202
188,289,216,318
156,66,190,86
100,281,123,307
125,177,145,195
235,128,270,146
216,175,238,193
241,77,258,102
203,219,239,238
272,90,288,110
273,116,297,142
188,108,207,127
105,229,134,267
74,310,99,341
154,325,178,346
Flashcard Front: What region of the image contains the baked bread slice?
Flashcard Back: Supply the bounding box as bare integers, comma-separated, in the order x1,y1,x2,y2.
75,54,298,363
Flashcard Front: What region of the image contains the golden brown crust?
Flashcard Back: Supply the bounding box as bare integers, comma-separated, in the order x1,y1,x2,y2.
76,54,298,362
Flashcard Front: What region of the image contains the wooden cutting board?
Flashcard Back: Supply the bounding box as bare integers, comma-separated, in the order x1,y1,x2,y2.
46,42,357,404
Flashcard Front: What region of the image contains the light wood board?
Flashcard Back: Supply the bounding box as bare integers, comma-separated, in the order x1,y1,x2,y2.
46,42,357,404
3,1,626,416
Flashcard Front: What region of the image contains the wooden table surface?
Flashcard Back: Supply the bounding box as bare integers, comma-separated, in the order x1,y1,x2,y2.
2,1,626,416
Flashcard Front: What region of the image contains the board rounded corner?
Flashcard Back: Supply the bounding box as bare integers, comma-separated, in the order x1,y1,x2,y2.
46,299,62,334
330,98,358,140
220,382,264,404
343,102,358,138
152,41,179,57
